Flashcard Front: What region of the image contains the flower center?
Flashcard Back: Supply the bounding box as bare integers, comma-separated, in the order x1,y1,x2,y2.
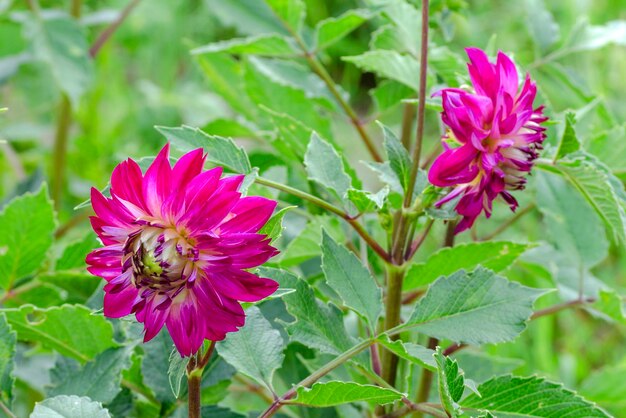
123,224,200,296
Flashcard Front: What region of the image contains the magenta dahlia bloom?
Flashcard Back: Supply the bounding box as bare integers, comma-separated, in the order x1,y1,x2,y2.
428,47,547,233
86,144,279,356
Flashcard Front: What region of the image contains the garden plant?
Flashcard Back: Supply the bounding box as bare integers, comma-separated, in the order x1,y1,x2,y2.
1,0,626,417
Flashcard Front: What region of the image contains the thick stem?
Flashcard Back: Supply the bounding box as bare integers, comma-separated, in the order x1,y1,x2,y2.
187,372,201,418
381,266,405,385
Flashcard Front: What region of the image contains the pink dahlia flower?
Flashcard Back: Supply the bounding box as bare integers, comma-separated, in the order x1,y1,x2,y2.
428,47,547,233
86,144,279,356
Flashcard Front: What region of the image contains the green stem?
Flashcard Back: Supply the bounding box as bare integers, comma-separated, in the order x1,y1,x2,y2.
0,401,17,418
255,176,391,263
413,337,439,417
380,265,405,385
270,10,382,162
404,0,430,208
187,354,202,418
401,103,417,148
259,338,374,418
51,95,72,211
89,0,143,57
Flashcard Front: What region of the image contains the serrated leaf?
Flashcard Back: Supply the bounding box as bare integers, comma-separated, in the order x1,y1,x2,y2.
0,314,16,406
0,185,55,290
264,0,306,33
403,241,531,291
434,347,464,417
168,348,187,398
343,50,420,91
371,80,414,113
593,289,626,325
48,347,132,404
157,125,252,174
291,382,403,407
378,0,422,55
376,335,435,371
321,230,382,331
314,10,371,50
39,272,100,303
549,155,626,242
554,112,580,160
406,267,545,345
141,330,177,403
580,361,626,415
536,171,609,268
260,268,354,355
55,234,98,271
196,53,257,120
22,14,93,106
2,305,116,361
217,306,284,390
279,215,344,267
31,395,111,418
525,0,560,53
192,34,297,57
245,60,332,138
461,375,611,417
259,206,294,243
304,133,352,201
379,123,411,192
346,187,389,213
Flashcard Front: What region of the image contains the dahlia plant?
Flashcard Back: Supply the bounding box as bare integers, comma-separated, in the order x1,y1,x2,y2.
1,1,625,418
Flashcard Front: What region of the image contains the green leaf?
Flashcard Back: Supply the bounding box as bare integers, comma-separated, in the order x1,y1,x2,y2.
434,347,464,417
264,0,306,33
192,34,297,57
346,187,389,213
321,230,382,331
0,314,16,405
565,19,626,53
196,53,257,120
141,330,177,403
371,80,414,113
403,241,531,291
379,123,411,192
587,125,626,179
260,268,354,355
168,348,187,399
279,215,344,267
549,155,626,242
0,185,55,290
259,206,295,243
461,375,611,417
39,272,100,303
378,0,422,55
593,289,626,325
455,351,523,384
48,347,132,404
201,406,245,418
304,133,352,202
343,51,420,91
525,0,560,53
158,125,252,174
536,171,609,268
217,306,284,390
2,305,116,361
554,112,580,160
406,267,545,345
244,59,332,138
580,361,626,415
291,382,403,407
206,0,287,36
55,234,98,271
376,335,435,371
31,395,111,418
22,14,93,106
314,10,371,50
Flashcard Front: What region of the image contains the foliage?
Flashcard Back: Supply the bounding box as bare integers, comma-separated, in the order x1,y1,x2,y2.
1,0,626,417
